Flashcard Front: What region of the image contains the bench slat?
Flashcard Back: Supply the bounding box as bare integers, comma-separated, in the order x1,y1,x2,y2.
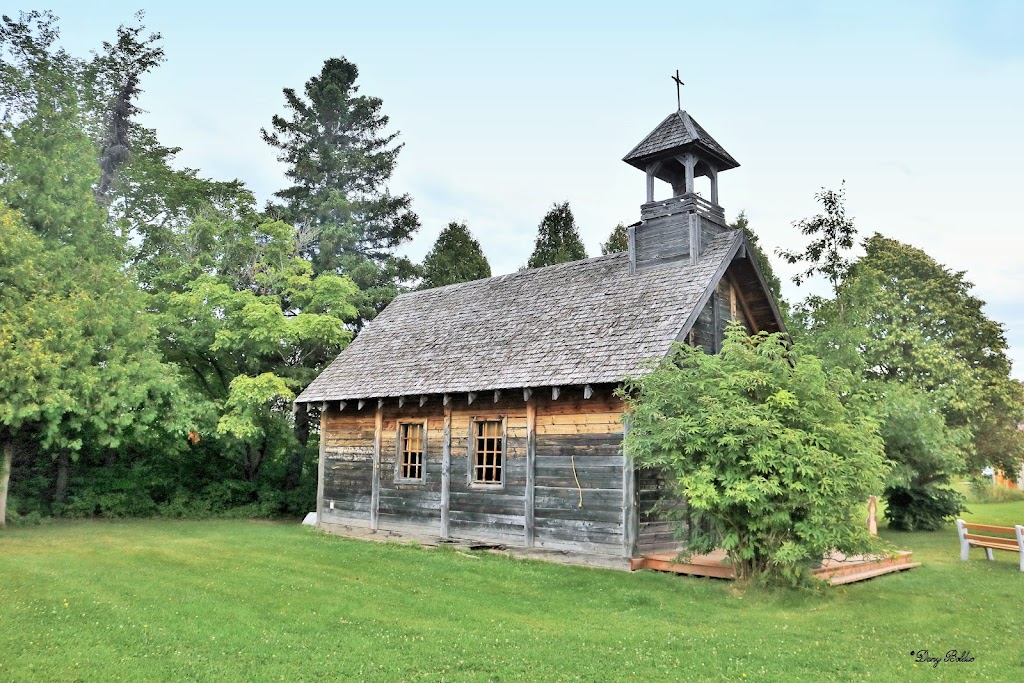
962,523,1017,535
964,534,1019,550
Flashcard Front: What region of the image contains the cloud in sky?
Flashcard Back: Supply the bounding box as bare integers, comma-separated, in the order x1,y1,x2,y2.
35,0,1024,376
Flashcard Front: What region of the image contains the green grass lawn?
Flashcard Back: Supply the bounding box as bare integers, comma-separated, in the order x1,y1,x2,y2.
1,503,1022,682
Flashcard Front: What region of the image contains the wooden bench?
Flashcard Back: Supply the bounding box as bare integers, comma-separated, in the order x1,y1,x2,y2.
956,519,1024,571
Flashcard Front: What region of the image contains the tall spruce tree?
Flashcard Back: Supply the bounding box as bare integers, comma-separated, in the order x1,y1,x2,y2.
527,201,586,268
420,221,491,289
600,222,629,255
262,57,419,320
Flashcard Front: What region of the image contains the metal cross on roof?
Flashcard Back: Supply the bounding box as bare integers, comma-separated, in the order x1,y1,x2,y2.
671,70,684,110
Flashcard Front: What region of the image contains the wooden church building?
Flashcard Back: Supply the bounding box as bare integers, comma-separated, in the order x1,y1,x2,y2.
296,107,785,559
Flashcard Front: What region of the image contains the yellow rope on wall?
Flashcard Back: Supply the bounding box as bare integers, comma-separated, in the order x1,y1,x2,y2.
570,452,583,508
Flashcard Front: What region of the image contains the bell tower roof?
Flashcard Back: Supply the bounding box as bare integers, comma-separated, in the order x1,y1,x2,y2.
623,103,739,275
623,110,739,173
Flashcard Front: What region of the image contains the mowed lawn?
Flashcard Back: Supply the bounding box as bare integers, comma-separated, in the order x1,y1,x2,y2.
1,503,1022,682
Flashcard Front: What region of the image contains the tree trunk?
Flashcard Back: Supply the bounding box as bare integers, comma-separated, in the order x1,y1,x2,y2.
0,437,13,528
54,451,71,506
294,401,310,446
244,442,264,483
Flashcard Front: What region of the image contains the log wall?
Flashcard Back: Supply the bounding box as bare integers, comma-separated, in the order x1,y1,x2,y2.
532,391,626,554
317,386,632,556
320,410,375,526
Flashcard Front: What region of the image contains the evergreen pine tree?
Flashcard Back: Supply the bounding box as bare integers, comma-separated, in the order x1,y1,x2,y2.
262,57,419,320
526,201,586,268
420,221,491,289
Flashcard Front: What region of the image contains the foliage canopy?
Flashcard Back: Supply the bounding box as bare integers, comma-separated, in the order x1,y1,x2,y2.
527,201,587,268
420,221,491,289
622,325,887,583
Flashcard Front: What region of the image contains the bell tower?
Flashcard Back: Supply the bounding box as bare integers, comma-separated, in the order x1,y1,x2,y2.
623,107,739,273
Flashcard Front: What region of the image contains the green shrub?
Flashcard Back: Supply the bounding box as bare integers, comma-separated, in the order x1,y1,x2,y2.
875,385,968,530
621,325,888,585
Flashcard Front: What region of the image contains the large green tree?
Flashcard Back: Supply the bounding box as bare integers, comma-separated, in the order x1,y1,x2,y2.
0,197,179,525
527,201,586,268
420,221,491,289
2,12,351,521
794,234,1022,526
152,213,359,487
262,57,419,320
850,235,1021,472
621,325,887,584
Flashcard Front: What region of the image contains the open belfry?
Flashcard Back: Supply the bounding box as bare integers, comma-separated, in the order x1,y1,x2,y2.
296,97,785,562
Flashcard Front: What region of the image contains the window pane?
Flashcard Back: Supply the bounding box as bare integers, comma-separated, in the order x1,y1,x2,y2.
400,423,425,480
473,421,503,484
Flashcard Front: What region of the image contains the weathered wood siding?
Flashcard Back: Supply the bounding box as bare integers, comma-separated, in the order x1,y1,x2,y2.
320,408,375,526
316,386,632,556
699,215,730,253
633,214,691,272
691,276,751,354
447,395,529,545
377,396,446,536
532,388,626,555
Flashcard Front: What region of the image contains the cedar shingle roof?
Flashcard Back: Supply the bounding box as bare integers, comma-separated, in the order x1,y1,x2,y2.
623,110,739,171
296,230,743,403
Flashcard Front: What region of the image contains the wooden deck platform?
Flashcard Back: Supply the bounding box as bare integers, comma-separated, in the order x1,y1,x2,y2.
631,549,920,585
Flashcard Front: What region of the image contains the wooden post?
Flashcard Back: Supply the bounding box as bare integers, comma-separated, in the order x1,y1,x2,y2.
711,290,721,353
371,402,383,531
726,273,761,333
0,435,12,528
1016,525,1024,572
622,417,638,559
627,225,637,275
867,495,878,536
686,154,696,194
441,400,452,540
689,214,700,265
525,393,537,547
316,402,327,526
956,519,970,561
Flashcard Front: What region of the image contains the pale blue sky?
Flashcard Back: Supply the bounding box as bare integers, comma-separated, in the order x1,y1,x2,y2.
34,1,1024,377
